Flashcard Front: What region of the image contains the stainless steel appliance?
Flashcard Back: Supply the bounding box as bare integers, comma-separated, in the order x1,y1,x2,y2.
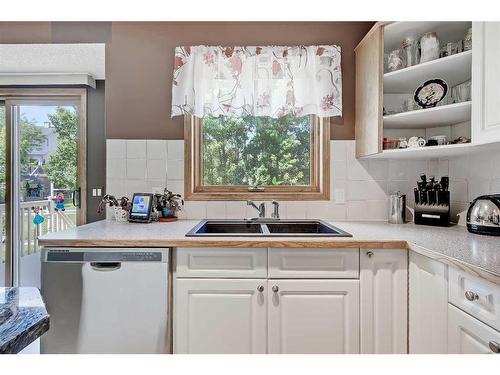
388,191,406,224
40,247,170,354
467,194,500,236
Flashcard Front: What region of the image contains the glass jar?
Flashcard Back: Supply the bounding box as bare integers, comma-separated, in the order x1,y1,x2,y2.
464,27,472,51
420,32,440,63
387,49,404,72
401,36,420,67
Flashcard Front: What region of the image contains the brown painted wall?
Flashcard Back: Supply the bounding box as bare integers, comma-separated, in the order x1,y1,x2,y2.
106,22,373,140
0,21,374,140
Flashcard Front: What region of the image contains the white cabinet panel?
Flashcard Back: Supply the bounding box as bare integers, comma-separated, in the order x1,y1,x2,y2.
472,22,500,144
268,280,359,354
174,278,267,354
448,267,500,332
409,252,448,353
448,304,500,354
360,249,408,354
268,248,359,279
175,248,267,278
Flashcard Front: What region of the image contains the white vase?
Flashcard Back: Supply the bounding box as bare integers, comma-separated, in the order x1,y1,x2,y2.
420,32,440,63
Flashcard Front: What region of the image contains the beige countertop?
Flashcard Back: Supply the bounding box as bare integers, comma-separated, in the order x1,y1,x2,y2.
38,219,500,284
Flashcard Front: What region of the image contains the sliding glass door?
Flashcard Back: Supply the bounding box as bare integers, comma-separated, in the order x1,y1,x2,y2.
1,89,87,287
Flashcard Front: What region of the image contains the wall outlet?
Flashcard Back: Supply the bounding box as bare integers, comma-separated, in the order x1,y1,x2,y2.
334,188,345,204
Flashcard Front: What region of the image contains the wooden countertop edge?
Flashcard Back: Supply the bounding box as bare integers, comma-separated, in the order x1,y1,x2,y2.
38,237,500,284
37,238,408,249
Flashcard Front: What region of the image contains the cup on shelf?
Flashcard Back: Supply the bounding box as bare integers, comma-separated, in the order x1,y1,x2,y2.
407,136,426,148
420,32,440,63
452,80,472,103
387,49,404,72
428,135,448,146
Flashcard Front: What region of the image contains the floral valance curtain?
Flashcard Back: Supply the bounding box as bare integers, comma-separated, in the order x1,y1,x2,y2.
171,45,342,119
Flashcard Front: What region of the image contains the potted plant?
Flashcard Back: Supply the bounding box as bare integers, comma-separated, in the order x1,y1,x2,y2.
156,189,184,222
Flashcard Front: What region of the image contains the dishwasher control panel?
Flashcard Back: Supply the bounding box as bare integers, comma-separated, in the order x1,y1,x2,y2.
44,248,166,262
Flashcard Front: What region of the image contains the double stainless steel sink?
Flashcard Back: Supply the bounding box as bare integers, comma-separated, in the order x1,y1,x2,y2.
185,219,352,237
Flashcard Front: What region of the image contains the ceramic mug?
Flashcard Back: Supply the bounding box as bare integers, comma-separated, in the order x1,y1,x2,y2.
407,136,426,148
398,138,408,148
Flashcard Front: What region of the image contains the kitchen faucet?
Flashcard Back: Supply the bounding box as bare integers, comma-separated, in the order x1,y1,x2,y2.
247,200,266,218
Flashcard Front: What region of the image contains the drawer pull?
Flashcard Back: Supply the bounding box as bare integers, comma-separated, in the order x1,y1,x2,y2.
366,251,374,258
272,285,279,293
465,291,479,301
257,285,264,293
489,341,500,353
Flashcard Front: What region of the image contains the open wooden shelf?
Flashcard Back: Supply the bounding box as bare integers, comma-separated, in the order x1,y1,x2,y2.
384,50,472,94
383,101,471,129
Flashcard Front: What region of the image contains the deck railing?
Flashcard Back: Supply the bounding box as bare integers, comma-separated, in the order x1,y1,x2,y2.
0,199,76,261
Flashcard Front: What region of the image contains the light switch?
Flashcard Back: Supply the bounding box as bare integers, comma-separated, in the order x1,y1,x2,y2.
334,188,345,204
97,188,102,196
92,188,97,197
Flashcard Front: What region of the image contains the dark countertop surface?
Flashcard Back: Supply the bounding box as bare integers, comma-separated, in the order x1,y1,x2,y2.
0,287,49,354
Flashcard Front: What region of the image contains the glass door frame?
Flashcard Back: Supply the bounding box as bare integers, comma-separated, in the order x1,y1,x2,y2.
1,88,87,286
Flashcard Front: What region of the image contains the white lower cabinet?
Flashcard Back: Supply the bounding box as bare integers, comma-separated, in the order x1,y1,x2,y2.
174,247,410,354
174,278,267,354
448,304,500,354
409,252,448,354
268,279,360,354
360,249,408,354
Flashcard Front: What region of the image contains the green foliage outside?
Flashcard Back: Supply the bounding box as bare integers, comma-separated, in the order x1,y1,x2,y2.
0,106,47,201
0,106,78,202
202,115,311,186
44,107,78,190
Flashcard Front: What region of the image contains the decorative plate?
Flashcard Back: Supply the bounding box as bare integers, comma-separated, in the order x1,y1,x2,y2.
414,79,448,108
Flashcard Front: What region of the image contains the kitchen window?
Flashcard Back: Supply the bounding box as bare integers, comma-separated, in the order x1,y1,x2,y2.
184,115,330,200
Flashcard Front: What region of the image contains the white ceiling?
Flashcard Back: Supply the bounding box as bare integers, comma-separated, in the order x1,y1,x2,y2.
0,43,105,79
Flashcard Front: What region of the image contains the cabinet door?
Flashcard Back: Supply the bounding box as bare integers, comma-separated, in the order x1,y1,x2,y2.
360,249,408,354
268,279,359,354
355,24,384,157
448,304,500,354
472,22,500,144
409,252,448,353
174,278,267,354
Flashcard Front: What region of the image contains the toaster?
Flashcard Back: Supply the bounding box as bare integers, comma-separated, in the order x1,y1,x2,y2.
466,194,500,235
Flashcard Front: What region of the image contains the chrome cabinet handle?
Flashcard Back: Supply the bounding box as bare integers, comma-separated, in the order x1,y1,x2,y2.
465,291,479,301
257,285,264,293
489,341,500,353
272,285,279,293
366,251,374,258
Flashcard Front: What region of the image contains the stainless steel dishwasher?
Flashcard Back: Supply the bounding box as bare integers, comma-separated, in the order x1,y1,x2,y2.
40,247,171,354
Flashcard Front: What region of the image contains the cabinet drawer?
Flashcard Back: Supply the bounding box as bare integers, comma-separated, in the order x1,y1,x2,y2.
268,248,359,278
449,267,500,332
175,248,267,278
448,304,500,354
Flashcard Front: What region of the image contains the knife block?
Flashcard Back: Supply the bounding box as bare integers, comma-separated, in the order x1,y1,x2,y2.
414,191,450,227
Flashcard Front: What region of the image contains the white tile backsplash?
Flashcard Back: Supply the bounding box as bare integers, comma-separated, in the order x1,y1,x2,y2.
107,139,126,159
167,159,184,180
146,140,168,160
126,140,147,159
167,140,184,160
126,158,147,179
106,139,500,222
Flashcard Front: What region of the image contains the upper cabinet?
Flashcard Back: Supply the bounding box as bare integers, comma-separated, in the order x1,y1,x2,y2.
355,21,500,159
472,22,500,145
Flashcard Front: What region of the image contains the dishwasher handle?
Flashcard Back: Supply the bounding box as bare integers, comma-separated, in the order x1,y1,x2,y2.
90,262,121,271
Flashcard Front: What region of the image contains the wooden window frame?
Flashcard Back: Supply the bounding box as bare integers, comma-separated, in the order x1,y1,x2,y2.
184,115,330,201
